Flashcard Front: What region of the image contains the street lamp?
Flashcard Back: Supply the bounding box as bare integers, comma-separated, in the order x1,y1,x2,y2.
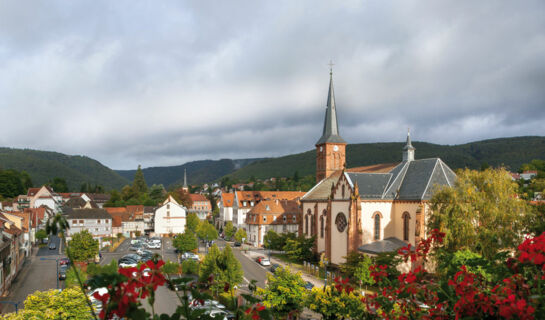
40,257,60,289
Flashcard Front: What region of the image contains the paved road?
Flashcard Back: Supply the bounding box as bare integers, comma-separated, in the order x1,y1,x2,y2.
0,236,64,314
216,239,269,289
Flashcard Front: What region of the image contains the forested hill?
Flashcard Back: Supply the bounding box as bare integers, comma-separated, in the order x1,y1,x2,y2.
116,158,262,188
226,136,545,180
0,148,129,191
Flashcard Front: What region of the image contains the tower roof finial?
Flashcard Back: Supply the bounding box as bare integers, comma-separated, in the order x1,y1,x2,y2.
316,62,345,145
328,60,335,76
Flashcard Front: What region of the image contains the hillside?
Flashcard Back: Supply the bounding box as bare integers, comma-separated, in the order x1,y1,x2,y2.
0,148,129,191
226,136,545,180
116,158,262,188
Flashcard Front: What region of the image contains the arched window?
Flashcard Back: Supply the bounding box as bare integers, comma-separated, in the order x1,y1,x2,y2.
402,212,411,241
311,215,315,236
305,215,309,235
373,212,382,240
320,213,325,238
342,185,345,198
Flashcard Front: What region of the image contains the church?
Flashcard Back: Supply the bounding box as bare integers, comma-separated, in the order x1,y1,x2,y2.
300,71,456,265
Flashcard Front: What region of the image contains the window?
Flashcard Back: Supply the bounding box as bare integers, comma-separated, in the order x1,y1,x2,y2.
305,215,309,235
292,216,296,223
95,228,98,232
283,216,287,222
342,185,345,198
97,220,101,224
373,213,381,240
311,215,315,235
335,213,347,232
167,204,170,210
320,211,325,238
72,220,77,225
263,216,267,222
167,210,170,217
403,212,411,241
273,216,277,221
79,220,84,224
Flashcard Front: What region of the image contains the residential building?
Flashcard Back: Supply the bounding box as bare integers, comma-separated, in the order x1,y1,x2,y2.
301,71,457,266
232,191,305,231
188,194,211,220
0,213,24,295
246,199,301,247
218,193,235,228
143,206,155,235
26,186,63,212
64,208,112,247
154,195,186,236
521,171,538,180
104,206,145,237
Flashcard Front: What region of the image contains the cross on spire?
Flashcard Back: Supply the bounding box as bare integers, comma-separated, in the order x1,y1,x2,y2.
328,60,335,75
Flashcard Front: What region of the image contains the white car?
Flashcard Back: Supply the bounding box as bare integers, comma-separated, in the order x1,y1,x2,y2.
259,258,271,266
181,252,200,261
147,242,161,249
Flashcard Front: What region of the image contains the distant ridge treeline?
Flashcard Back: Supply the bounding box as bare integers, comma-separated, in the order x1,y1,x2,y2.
224,136,545,181
0,148,129,191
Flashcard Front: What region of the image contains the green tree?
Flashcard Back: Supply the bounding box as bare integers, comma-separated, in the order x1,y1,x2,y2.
428,168,531,260
284,236,315,263
224,221,235,240
197,220,218,241
173,231,198,253
199,244,243,295
199,244,222,284
234,228,247,243
0,169,25,198
181,259,199,275
305,286,366,320
169,188,193,208
65,265,88,288
257,266,307,318
132,165,148,194
186,213,200,234
0,288,91,320
161,261,181,275
35,229,47,243
49,177,69,193
67,230,99,262
353,255,374,290
148,184,166,203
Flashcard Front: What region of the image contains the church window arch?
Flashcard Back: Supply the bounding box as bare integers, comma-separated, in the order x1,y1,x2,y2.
402,212,411,241
335,212,347,233
372,211,382,240
320,209,326,238
342,184,345,198
305,215,309,235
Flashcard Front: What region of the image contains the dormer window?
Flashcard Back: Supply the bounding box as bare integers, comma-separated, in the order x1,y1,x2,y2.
292,216,296,223
263,216,267,222
283,216,287,223
265,205,270,211
273,216,277,221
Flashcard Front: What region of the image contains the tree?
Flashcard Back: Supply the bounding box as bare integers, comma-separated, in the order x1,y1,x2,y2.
197,220,218,241
35,229,47,243
185,213,200,234
0,288,91,320
169,188,193,208
199,244,243,295
234,228,247,243
284,236,315,262
161,261,181,275
257,266,307,318
67,230,99,262
148,184,166,204
132,165,148,194
0,169,26,198
49,177,69,193
305,286,366,320
224,221,235,240
353,255,374,290
428,168,531,260
173,232,198,253
181,259,199,275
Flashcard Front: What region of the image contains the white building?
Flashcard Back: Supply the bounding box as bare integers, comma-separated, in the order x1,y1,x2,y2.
64,208,112,247
154,196,186,236
218,193,234,228
245,199,301,247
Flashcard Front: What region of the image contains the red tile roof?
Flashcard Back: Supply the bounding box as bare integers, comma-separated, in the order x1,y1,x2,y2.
246,199,301,225
189,194,208,202
235,191,305,207
222,193,235,207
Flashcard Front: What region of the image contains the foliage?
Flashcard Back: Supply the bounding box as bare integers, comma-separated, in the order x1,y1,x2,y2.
428,167,531,259
148,184,166,203
196,220,218,240
306,280,367,320
353,255,375,289
199,244,243,295
186,212,200,234
68,230,99,262
340,251,368,279
0,169,30,198
161,260,181,275
35,229,47,242
234,228,247,243
224,221,235,240
257,266,308,318
173,231,198,253
169,188,194,208
48,177,69,192
525,203,545,236
65,265,88,288
437,249,498,282
0,288,91,320
132,165,148,194
87,260,119,277
283,235,316,263
181,259,199,275
80,182,105,193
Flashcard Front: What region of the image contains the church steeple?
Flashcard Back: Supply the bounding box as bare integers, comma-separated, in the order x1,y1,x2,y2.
403,129,415,162
182,168,189,192
316,65,347,182
316,68,346,145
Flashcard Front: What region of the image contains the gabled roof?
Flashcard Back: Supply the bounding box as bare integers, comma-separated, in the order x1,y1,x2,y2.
301,171,343,201
162,195,179,206
189,194,208,202
64,197,98,209
222,193,235,207
246,200,301,225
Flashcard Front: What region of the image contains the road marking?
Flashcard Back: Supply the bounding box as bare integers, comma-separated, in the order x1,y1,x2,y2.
243,276,250,284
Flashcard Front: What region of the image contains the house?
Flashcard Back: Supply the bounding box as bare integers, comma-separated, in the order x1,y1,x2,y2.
246,199,301,247
104,206,145,237
218,193,235,228
188,194,211,220
104,207,129,237
143,206,155,235
86,193,111,208
300,71,456,266
154,195,186,236
0,213,24,295
521,171,538,181
64,208,112,247
232,191,305,231
64,197,98,209
26,186,63,213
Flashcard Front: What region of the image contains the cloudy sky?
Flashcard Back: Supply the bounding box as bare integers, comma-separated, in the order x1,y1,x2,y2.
1,1,544,169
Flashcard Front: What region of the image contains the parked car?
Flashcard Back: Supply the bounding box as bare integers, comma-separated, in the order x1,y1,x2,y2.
129,243,143,251
49,242,56,250
59,265,69,280
259,258,271,266
255,256,265,263
59,258,70,266
304,281,315,290
180,252,200,262
147,242,161,249
233,242,241,247
137,248,153,256
270,263,280,273
119,258,138,268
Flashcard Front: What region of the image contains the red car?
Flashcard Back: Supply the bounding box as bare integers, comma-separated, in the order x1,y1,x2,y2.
255,256,265,263
59,258,70,266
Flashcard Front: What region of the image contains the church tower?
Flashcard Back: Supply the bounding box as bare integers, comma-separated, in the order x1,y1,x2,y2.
182,168,189,192
316,68,346,182
402,129,415,162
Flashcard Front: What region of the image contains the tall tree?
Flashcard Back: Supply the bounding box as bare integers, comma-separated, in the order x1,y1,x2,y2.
0,169,25,198
234,228,247,243
49,177,69,192
428,168,531,260
224,221,235,240
186,213,200,234
257,266,307,318
67,230,99,262
199,244,243,295
148,184,166,203
197,220,218,241
132,165,148,194
173,231,198,253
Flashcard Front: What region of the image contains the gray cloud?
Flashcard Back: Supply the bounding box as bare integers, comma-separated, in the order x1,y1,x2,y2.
0,1,544,169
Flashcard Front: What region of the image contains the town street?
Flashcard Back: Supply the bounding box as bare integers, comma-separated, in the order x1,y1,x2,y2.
0,236,63,314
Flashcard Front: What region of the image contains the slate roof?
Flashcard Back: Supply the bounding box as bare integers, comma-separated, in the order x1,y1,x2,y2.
64,208,111,220
304,158,456,202
358,237,413,254
64,197,98,209
316,72,346,145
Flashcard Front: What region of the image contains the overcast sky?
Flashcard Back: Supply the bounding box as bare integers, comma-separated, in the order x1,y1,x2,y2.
1,1,544,170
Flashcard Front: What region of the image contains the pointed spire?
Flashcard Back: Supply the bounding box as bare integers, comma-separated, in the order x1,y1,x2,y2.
403,129,415,161
316,65,346,145
183,168,188,188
